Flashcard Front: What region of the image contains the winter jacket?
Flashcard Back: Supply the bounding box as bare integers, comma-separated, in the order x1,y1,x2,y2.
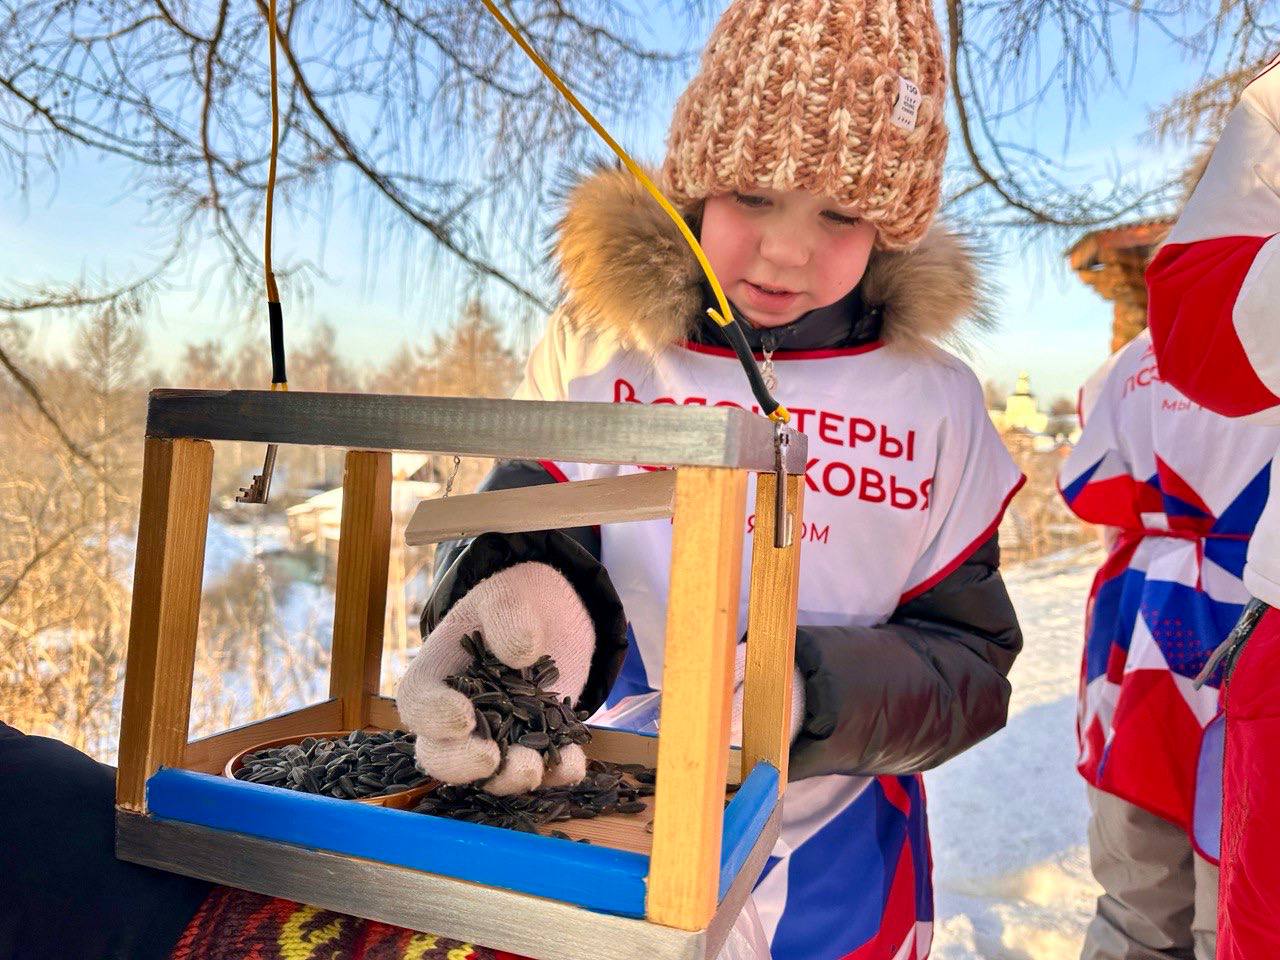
1059,330,1279,840
1144,51,1280,960
420,166,1025,960
427,166,1023,781
1146,52,1280,606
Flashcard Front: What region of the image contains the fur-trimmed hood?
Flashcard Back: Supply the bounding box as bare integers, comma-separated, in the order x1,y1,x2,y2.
552,166,991,353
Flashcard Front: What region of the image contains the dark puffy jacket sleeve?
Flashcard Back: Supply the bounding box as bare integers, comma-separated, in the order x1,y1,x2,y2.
423,460,628,714
788,533,1021,779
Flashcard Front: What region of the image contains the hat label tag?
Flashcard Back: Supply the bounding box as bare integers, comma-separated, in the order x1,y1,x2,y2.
891,76,921,132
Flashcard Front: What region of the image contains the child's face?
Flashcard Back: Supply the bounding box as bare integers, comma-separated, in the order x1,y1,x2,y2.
700,188,878,328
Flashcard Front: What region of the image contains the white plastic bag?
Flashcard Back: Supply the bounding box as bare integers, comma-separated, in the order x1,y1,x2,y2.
715,895,771,960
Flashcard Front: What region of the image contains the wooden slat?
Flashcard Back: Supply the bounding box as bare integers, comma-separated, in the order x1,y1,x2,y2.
647,467,748,930
741,473,805,785
541,794,655,852
146,389,811,474
366,693,403,732
182,700,344,774
586,727,743,785
329,451,393,730
404,471,677,546
116,438,214,811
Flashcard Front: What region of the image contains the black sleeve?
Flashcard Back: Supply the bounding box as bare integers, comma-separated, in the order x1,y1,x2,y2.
0,722,213,960
420,460,627,714
788,533,1022,780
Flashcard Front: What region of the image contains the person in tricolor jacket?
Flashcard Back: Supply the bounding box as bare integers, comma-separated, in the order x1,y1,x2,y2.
1059,331,1280,959
397,1,1026,957
1141,51,1280,960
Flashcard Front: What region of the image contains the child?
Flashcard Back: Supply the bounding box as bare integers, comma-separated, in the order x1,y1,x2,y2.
1142,51,1280,960
397,1,1026,956
1059,331,1280,960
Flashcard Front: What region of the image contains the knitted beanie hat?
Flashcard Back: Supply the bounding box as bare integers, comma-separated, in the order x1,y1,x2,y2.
661,0,948,250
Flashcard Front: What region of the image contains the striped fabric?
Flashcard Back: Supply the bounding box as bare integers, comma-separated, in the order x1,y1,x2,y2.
171,888,497,960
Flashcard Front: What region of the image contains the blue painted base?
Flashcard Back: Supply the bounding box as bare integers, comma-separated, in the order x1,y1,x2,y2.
719,762,779,900
145,761,778,918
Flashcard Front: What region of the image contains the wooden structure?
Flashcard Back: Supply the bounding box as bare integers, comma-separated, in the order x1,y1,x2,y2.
1068,219,1174,352
115,389,808,960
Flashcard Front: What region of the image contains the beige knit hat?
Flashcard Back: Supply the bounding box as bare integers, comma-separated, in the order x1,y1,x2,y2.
661,0,948,250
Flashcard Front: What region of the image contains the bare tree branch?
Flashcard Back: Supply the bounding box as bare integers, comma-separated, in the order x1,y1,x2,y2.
259,0,551,309
0,525,79,608
0,343,97,467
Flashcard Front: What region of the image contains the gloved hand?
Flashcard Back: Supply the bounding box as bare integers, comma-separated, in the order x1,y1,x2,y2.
730,642,806,745
396,562,596,795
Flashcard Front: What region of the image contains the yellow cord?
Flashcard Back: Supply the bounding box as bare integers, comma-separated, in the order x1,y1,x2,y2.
264,0,280,307
477,0,789,423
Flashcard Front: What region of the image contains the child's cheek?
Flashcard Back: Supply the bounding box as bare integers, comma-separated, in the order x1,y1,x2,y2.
817,235,873,299
702,209,754,285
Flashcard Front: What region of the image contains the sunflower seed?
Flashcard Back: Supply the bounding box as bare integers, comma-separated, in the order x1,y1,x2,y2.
231,731,420,801
438,631,594,772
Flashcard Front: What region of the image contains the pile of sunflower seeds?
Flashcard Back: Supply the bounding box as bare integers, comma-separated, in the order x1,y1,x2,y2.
232,729,430,800
444,631,593,766
411,759,656,836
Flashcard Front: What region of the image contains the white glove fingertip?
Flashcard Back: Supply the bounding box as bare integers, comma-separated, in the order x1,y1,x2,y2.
415,734,501,785
417,737,501,788
790,666,806,742
734,643,748,687
541,743,588,788
484,745,544,796
480,612,542,670
398,682,476,742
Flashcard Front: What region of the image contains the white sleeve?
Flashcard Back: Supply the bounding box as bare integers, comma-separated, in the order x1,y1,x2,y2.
1147,53,1280,419
1057,338,1142,526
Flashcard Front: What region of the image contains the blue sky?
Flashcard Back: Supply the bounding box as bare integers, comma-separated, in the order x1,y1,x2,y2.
3,2,1213,405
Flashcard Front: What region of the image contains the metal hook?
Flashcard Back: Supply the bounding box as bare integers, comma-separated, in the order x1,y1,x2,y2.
773,424,793,549
236,443,278,504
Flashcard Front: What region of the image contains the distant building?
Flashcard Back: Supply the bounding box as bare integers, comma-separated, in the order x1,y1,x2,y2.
286,453,440,578
985,373,1092,561
989,372,1050,434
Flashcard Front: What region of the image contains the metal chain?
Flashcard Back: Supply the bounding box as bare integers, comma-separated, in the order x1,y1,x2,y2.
761,346,778,393
442,455,462,499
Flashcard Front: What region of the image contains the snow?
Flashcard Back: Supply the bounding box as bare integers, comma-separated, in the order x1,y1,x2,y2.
201,514,291,585
201,516,253,584
927,544,1104,959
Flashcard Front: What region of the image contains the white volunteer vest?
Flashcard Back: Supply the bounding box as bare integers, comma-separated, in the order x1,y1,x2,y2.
518,313,1023,676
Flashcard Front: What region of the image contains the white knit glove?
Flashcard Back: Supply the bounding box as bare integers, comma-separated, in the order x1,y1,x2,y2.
730,643,806,745
396,562,596,795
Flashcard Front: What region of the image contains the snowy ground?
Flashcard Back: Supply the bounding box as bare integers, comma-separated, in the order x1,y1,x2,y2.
926,545,1104,960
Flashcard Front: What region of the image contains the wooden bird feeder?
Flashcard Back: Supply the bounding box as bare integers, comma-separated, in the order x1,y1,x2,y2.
114,388,808,960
